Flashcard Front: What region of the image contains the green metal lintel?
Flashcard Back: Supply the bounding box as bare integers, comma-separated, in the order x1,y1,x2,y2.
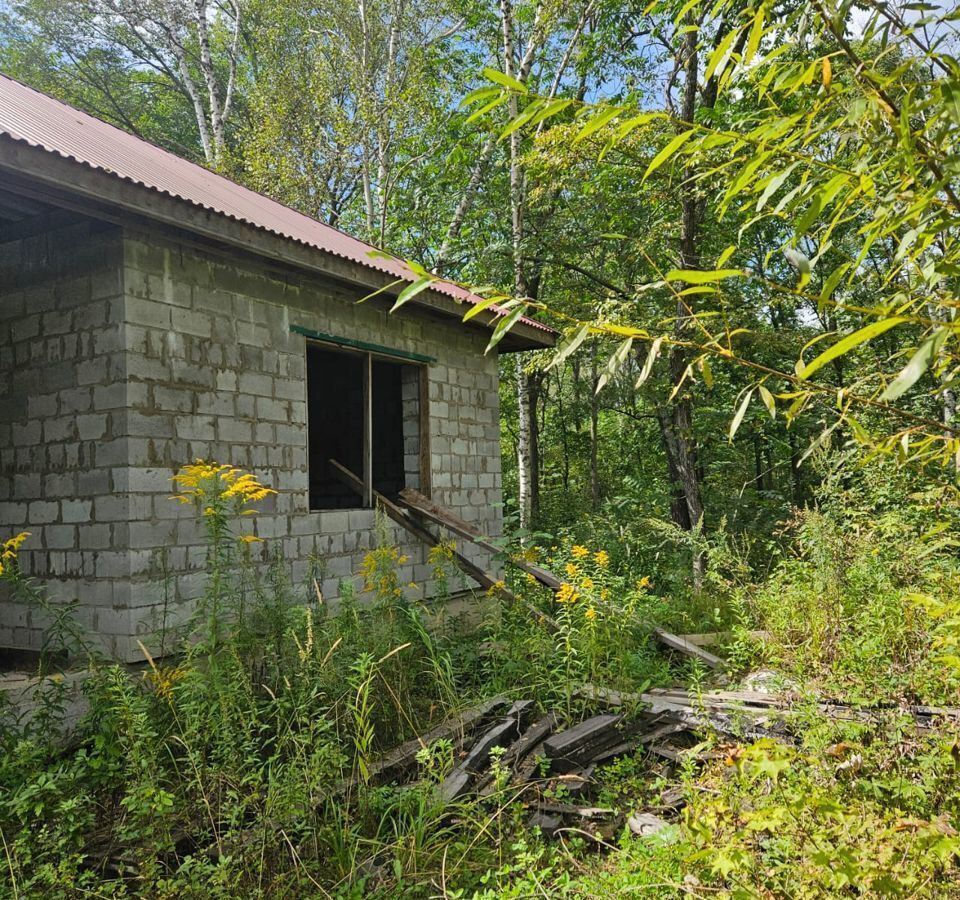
290,324,436,364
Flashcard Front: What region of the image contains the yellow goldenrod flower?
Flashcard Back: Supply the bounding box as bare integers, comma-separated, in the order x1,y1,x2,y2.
581,577,595,591
594,550,610,567
238,534,262,544
565,562,579,578
0,531,30,578
637,575,652,590
556,582,580,604
172,460,276,515
525,572,537,585
571,545,589,559
585,606,597,620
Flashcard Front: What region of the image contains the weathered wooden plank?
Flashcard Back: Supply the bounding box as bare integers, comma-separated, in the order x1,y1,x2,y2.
677,630,772,648
399,488,564,591
653,628,726,670
367,695,508,785
329,459,558,630
508,712,557,764
527,811,563,839
543,714,625,773
459,717,520,773
440,705,529,801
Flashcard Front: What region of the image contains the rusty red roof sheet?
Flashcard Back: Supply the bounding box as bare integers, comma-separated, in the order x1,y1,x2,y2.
0,73,552,337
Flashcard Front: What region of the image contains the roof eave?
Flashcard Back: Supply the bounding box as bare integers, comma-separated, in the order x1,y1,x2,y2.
0,135,555,351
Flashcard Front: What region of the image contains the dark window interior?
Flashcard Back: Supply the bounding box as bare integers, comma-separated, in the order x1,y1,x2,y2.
372,359,406,498
307,345,364,509
306,343,421,510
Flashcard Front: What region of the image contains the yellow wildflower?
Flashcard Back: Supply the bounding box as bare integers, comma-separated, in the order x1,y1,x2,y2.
238,534,262,544
585,606,597,620
594,550,610,567
581,577,595,591
145,664,186,701
556,582,580,604
0,531,30,578
565,562,579,578
571,545,589,559
172,460,276,515
637,576,652,590
486,579,507,597
525,572,537,585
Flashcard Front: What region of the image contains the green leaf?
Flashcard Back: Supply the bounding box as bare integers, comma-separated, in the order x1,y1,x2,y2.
758,384,776,419
596,338,634,394
390,277,434,312
463,294,510,322
575,106,622,143
716,245,736,268
665,268,744,284
700,355,713,389
880,329,948,400
756,162,799,212
642,129,696,184
527,98,573,128
635,337,664,388
499,99,544,140
942,82,960,127
729,390,753,440
465,94,507,124
612,112,660,141
459,85,501,107
704,23,740,83
745,4,767,64
482,67,527,93
485,304,528,354
798,317,908,381
548,324,590,370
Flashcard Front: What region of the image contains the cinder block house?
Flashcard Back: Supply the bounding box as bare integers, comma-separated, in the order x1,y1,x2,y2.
0,75,553,662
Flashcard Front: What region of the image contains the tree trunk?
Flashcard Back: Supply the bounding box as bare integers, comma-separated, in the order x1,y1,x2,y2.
590,349,600,511
656,17,708,589
516,357,534,529
529,370,543,522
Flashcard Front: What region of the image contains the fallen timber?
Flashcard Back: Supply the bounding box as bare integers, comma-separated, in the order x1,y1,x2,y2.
398,488,563,591
579,683,960,732
652,628,726,670
328,459,559,630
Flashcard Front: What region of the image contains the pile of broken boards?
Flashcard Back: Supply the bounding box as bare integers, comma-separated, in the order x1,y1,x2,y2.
366,682,960,847
365,695,695,844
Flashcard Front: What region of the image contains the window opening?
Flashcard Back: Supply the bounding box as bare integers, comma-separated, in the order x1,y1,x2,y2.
306,342,424,510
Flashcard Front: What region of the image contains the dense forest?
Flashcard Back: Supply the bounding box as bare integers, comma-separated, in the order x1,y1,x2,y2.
2,0,960,896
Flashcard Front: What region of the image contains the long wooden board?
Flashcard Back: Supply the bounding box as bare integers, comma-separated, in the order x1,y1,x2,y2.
398,488,563,591
328,459,558,630
653,628,726,670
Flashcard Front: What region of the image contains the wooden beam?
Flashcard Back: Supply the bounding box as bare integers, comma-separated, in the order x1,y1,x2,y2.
653,628,726,670
327,459,558,630
398,488,563,591
676,630,772,648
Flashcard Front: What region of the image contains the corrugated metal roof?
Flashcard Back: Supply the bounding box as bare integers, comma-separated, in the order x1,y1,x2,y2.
0,73,552,337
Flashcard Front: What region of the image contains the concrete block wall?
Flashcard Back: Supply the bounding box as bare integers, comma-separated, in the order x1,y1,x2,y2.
0,220,132,657
118,230,503,661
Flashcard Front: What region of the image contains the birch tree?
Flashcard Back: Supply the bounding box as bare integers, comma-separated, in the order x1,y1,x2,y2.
1,0,244,165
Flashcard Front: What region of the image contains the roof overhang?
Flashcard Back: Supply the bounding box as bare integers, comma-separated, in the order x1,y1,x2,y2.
0,120,554,352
